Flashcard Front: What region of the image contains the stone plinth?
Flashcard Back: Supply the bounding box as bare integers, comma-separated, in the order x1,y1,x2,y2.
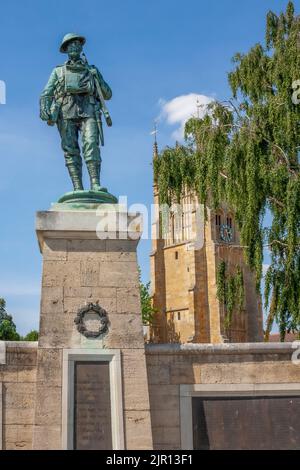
32,207,153,450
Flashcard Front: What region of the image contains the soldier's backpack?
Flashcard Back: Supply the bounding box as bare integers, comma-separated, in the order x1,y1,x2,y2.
64,63,94,95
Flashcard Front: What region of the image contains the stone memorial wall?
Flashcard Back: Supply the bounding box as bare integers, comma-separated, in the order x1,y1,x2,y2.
0,341,300,449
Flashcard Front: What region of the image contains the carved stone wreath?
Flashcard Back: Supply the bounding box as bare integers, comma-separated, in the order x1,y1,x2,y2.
74,302,109,338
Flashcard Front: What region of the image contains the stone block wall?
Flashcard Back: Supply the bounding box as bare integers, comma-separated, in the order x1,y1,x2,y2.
0,342,37,450
1,341,299,450
150,188,263,345
34,216,153,449
145,343,300,450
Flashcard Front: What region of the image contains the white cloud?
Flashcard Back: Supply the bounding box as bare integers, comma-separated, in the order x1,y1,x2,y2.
159,93,214,140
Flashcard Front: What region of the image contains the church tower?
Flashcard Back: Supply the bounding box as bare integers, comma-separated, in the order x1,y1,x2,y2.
150,142,263,344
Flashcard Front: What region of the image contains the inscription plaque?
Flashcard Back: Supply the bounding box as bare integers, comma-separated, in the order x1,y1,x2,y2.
74,361,113,450
192,396,300,450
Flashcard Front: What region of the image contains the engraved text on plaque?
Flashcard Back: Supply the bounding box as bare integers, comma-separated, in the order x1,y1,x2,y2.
74,361,112,449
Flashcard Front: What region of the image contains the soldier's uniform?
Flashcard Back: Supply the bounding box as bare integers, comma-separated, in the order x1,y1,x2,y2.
40,33,112,191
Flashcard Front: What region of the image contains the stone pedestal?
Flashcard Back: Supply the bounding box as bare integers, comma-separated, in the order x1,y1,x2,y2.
32,207,153,450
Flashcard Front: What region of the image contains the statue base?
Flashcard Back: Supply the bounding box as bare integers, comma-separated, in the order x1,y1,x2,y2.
33,207,153,450
55,189,118,209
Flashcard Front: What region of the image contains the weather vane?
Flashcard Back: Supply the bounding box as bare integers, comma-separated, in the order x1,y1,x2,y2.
150,120,158,144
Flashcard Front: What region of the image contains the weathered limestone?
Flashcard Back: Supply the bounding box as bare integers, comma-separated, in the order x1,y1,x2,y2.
32,207,153,450
145,342,300,450
1,340,300,449
0,205,298,449
0,343,37,450
150,181,263,344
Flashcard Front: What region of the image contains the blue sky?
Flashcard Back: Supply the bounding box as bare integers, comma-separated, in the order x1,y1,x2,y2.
0,0,297,334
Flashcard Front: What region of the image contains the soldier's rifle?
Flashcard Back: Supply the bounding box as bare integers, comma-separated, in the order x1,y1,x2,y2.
82,53,112,147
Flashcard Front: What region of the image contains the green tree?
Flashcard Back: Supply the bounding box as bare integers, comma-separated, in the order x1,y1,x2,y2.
0,298,20,341
138,268,156,325
216,262,245,329
0,297,7,319
154,2,300,340
23,330,39,341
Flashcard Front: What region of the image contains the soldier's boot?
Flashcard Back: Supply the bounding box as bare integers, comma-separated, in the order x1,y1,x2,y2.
66,163,84,191
87,161,102,191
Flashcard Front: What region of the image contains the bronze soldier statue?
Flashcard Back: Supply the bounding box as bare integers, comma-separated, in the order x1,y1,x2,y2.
40,33,112,192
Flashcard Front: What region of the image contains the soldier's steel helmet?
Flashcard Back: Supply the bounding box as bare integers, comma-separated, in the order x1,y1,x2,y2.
59,33,86,53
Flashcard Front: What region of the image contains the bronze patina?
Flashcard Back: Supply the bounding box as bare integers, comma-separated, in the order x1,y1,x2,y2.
40,33,116,204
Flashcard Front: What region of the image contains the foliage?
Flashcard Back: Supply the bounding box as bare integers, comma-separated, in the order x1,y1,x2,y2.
216,262,245,328
0,298,20,341
155,2,300,339
23,330,39,341
0,297,38,341
0,320,20,341
153,144,197,205
216,261,227,303
0,297,7,320
138,268,156,325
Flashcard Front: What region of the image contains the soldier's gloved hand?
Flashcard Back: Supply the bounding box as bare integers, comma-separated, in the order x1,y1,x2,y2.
40,109,49,121
40,106,50,122
40,96,52,122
